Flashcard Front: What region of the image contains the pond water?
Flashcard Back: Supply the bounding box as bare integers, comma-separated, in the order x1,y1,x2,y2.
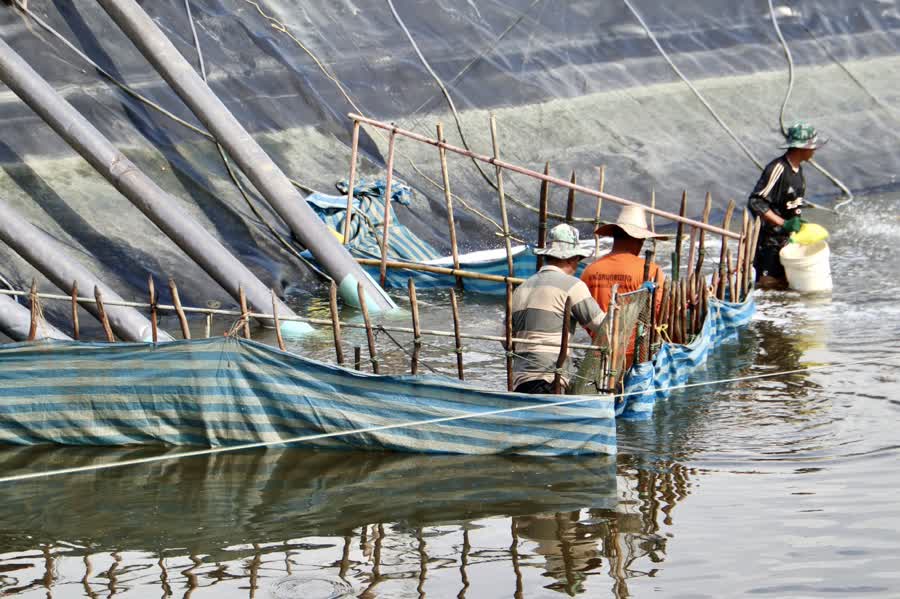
0,194,898,597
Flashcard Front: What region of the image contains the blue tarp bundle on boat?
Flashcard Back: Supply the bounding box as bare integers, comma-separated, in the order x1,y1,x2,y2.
306,179,439,263
0,337,616,456
619,296,756,418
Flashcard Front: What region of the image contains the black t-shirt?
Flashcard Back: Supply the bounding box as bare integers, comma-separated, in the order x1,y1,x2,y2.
747,155,805,245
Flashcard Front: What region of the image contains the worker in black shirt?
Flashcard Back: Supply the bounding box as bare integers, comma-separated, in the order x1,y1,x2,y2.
747,122,825,289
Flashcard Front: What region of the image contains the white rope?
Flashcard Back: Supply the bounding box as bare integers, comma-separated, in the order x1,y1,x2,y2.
0,355,895,484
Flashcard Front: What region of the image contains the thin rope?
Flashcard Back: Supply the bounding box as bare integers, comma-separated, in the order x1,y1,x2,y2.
1,355,895,484
767,0,854,209
182,0,328,278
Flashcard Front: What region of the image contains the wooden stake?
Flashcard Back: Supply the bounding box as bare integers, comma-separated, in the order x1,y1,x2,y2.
70,280,79,341
736,210,749,302
271,289,285,351
680,279,689,342
329,281,344,366
726,248,736,302
695,192,713,274
354,346,362,371
742,217,756,299
148,275,158,344
204,313,212,338
593,165,605,256
748,216,762,290
343,119,360,245
27,279,38,342
673,191,687,279
565,170,576,224
505,281,514,392
716,199,736,299
449,289,465,381
378,128,397,288
686,226,698,286
169,279,191,340
552,297,572,394
436,123,462,288
489,115,515,278
94,286,114,342
408,278,421,375
537,162,550,271
357,282,379,374
238,285,251,339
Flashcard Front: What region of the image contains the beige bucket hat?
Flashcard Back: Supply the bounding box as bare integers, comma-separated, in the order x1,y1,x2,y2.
595,205,669,240
534,223,593,259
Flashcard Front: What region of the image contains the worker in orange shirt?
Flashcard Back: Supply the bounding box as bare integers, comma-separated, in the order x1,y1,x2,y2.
580,205,668,364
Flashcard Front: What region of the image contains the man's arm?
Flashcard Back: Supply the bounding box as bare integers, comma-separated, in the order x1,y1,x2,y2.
569,280,606,334
748,160,784,224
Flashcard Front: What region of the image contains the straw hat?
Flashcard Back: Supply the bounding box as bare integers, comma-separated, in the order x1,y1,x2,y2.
534,223,593,260
595,205,669,240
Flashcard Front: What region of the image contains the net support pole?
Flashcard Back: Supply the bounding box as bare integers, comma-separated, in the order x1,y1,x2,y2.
0,36,294,330
0,197,168,342
0,292,70,342
95,0,395,313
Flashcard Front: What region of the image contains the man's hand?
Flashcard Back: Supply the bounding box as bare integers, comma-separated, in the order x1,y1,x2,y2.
782,216,804,234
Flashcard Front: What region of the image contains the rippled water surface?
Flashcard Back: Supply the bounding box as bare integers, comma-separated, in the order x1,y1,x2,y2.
1,195,898,597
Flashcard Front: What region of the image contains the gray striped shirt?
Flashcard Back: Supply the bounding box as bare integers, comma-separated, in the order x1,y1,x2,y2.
511,266,606,390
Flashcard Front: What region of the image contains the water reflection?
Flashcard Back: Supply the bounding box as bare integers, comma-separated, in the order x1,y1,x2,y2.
0,445,703,597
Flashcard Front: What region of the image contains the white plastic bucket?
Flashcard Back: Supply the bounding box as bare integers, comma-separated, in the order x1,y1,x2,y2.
779,240,833,293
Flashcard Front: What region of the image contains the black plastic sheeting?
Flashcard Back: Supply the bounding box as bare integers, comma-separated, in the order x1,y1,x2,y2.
0,0,898,333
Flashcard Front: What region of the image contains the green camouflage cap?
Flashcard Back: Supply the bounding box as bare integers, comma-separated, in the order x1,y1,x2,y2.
781,121,827,149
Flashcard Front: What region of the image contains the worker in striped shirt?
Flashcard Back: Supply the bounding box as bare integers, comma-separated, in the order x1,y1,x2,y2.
511,224,606,394
748,122,825,289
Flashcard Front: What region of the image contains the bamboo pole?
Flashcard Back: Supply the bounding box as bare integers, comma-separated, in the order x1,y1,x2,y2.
537,162,550,271
27,279,38,341
449,288,464,381
329,281,345,366
408,278,421,375
606,286,620,391
169,279,191,339
593,165,605,256
716,200,736,299
673,191,687,279
436,122,462,288
238,285,251,339
148,275,158,343
489,115,515,278
680,279,689,342
357,282,379,374
565,170,576,224
70,280,79,340
355,259,524,285
552,297,572,394
94,286,115,342
0,287,612,353
204,313,212,338
349,113,742,239
378,128,397,288
271,289,285,351
354,346,361,371
343,119,360,245
505,281,514,391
